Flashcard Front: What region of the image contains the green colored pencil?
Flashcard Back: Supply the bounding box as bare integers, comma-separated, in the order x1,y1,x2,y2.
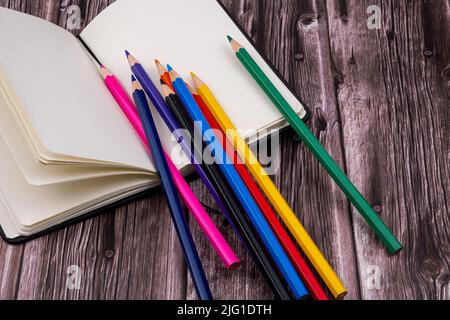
227,36,402,254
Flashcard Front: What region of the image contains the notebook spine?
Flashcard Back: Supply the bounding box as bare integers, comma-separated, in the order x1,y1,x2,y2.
76,35,102,66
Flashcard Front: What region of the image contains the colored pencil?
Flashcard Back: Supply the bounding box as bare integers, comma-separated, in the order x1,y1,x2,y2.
189,76,330,300
168,65,309,300
125,53,233,227
131,75,212,300
227,36,402,255
126,53,291,299
159,80,292,300
100,67,240,270
156,59,174,90
190,75,344,299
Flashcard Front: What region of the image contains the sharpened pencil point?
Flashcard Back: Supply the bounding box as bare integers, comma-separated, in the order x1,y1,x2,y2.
168,68,181,82
167,64,173,72
126,51,138,67
228,38,243,53
227,35,233,42
155,59,169,78
131,75,142,91
125,50,130,57
100,66,113,79
190,72,203,90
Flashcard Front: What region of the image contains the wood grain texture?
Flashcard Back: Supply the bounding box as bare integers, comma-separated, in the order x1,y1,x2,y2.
326,0,450,299
0,241,23,299
15,197,186,300
0,0,448,300
218,0,362,299
257,0,361,299
186,179,274,300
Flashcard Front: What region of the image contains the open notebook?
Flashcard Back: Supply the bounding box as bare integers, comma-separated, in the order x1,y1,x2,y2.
0,0,310,242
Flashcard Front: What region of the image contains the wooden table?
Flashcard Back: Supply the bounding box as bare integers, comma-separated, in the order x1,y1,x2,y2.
0,0,448,300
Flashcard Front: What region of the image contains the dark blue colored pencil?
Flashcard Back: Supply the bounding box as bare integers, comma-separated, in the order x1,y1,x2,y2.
131,75,212,300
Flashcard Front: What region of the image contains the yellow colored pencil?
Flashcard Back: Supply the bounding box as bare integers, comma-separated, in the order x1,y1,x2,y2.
191,72,347,299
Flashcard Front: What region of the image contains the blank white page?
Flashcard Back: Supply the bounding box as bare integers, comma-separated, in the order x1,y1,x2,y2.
0,88,154,185
80,0,307,141
0,8,154,171
0,132,151,234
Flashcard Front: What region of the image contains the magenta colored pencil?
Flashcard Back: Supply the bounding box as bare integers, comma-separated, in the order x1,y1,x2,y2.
100,66,240,269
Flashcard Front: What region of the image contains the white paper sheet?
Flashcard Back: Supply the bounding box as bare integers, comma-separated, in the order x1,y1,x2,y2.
80,0,307,142
0,7,155,171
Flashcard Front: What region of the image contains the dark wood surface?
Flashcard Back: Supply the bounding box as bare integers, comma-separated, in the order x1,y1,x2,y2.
0,0,448,300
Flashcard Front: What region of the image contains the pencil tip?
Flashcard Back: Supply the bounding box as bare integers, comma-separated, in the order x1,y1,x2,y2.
190,72,201,88
228,37,243,52
191,72,204,90
131,75,141,91
167,66,181,82
125,50,130,57
100,66,112,79
155,59,161,65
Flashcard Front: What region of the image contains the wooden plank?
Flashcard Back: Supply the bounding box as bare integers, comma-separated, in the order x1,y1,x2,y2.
326,0,450,299
57,0,114,33
0,0,448,300
0,0,61,22
0,241,23,299
257,0,361,299
17,198,186,299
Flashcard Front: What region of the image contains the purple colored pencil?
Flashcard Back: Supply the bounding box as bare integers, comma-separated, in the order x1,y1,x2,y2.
124,51,232,220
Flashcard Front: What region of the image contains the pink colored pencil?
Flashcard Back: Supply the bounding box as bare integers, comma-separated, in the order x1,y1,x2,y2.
100,66,240,269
